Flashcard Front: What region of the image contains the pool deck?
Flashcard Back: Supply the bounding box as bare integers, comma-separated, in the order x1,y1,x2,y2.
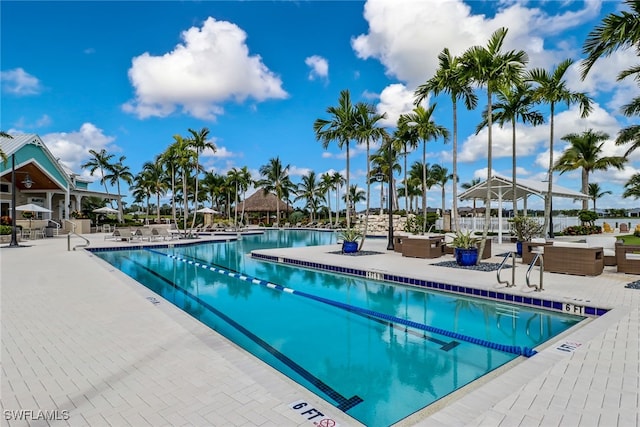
1,232,638,426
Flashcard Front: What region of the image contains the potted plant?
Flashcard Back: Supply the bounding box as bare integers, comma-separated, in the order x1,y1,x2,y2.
338,228,363,254
508,215,544,255
451,230,481,266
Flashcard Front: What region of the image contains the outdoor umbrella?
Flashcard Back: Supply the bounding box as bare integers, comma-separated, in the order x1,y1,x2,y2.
196,207,219,214
14,203,52,231
93,206,119,214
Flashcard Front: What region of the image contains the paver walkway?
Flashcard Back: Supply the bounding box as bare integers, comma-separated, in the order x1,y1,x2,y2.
1,232,639,426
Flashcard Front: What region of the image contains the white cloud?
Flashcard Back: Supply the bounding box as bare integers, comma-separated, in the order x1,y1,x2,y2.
41,123,117,174
305,55,329,81
376,83,417,127
123,17,288,120
0,68,43,96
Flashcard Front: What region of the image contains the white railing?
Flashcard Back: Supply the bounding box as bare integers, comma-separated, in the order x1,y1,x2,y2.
48,219,61,236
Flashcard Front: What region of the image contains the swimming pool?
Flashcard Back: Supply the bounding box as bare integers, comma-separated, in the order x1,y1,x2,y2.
93,230,585,426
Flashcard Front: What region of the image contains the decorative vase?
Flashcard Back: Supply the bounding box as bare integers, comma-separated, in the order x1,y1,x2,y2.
516,241,523,256
455,247,478,266
342,241,358,254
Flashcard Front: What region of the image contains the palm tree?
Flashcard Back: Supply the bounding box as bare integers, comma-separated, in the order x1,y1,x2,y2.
475,83,544,216
313,90,357,228
588,183,612,212
399,104,450,232
527,59,593,237
256,157,296,226
138,157,167,222
342,184,365,219
461,178,482,215
171,135,195,231
331,171,346,227
319,172,335,225
354,102,387,249
187,127,216,231
237,166,252,225
160,137,183,224
554,129,626,210
295,171,322,223
371,136,402,213
581,1,640,161
461,27,528,261
81,148,115,203
430,164,453,222
623,174,640,200
103,155,134,221
392,122,419,214
415,48,477,231
226,168,244,227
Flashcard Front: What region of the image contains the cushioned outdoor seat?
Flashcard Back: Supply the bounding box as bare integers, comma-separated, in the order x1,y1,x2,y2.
543,241,604,276
616,243,640,274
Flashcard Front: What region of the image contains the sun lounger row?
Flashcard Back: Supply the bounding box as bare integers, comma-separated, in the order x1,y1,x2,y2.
104,227,180,242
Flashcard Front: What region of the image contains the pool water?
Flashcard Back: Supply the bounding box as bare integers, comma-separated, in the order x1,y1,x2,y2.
94,230,584,427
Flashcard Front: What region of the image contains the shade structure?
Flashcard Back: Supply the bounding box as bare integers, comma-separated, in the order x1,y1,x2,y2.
458,175,589,243
196,207,219,214
93,206,119,214
15,203,52,213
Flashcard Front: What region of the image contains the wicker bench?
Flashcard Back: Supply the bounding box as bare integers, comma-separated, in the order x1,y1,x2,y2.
616,244,640,274
401,236,445,259
543,242,604,276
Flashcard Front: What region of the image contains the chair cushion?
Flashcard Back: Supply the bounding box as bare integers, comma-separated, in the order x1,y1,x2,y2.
552,241,589,248
585,235,617,250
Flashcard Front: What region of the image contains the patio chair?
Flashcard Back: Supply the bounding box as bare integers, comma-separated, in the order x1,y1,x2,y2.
603,222,614,233
543,241,604,276
619,223,629,233
616,243,640,274
585,235,618,266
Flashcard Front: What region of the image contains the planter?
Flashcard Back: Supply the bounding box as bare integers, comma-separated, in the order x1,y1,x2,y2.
342,241,358,254
516,241,523,256
455,247,478,266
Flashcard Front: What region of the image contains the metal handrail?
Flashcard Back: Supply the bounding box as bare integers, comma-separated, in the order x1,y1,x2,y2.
526,253,544,292
67,232,90,251
47,219,61,236
496,251,516,287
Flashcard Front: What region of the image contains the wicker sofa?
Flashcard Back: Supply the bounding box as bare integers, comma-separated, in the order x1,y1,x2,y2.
585,235,618,266
401,235,445,259
543,241,604,276
615,243,640,274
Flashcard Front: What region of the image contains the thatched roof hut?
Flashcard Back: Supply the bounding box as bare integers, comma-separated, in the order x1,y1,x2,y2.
238,191,292,224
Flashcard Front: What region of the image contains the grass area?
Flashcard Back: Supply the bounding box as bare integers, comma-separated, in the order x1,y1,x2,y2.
618,234,640,245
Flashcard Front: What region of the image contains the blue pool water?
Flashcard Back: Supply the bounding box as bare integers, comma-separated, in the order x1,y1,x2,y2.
94,230,584,426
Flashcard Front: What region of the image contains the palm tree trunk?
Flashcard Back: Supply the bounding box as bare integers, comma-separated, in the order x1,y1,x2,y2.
512,119,518,216
234,182,239,227
543,103,555,237
404,143,409,214
156,193,161,222
582,169,589,211
335,185,340,228
171,166,176,224
422,141,427,233
346,142,351,228
479,90,493,265
190,158,199,231
359,145,371,250
452,99,459,232
182,170,188,232
380,182,384,215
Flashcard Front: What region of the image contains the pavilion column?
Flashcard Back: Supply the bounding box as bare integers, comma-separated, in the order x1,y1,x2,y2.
64,192,70,220
45,192,53,220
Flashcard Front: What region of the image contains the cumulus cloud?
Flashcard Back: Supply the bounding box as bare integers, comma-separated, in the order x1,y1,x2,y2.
1,68,43,96
123,17,288,120
305,55,329,81
41,123,117,175
376,83,418,127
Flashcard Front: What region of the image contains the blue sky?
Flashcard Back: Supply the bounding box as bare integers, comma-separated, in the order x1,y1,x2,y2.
2,0,639,212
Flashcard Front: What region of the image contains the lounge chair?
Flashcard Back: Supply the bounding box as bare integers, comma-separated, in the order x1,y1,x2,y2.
543,241,604,276
620,223,629,233
603,222,614,233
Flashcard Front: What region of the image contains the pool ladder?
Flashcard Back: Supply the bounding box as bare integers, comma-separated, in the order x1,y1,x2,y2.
496,251,544,292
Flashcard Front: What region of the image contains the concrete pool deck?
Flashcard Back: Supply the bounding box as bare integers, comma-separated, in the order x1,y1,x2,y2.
1,232,638,426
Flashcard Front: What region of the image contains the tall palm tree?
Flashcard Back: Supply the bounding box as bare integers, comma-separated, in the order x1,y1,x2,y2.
236,166,252,225
461,177,482,215
588,183,612,212
430,164,453,222
160,137,183,224
314,90,357,228
138,157,167,222
81,148,115,203
462,27,528,261
172,135,195,231
415,48,477,231
226,168,243,227
187,127,216,231
342,184,365,216
554,129,626,210
527,59,593,236
581,0,640,161
331,171,346,227
256,157,296,226
103,155,134,221
475,83,544,216
371,136,402,213
319,172,335,225
399,104,450,232
354,102,387,249
392,123,419,214
295,171,322,223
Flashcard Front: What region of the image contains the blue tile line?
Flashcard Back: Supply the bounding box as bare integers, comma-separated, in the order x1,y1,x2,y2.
250,253,608,317
146,248,537,358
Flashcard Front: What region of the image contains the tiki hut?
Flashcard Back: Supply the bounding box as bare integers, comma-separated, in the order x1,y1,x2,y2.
238,191,292,225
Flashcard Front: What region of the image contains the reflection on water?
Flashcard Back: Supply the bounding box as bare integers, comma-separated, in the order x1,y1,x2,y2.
97,230,583,427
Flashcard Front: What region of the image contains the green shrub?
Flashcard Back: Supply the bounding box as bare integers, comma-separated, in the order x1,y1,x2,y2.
563,225,601,235
0,225,13,235
578,210,598,225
